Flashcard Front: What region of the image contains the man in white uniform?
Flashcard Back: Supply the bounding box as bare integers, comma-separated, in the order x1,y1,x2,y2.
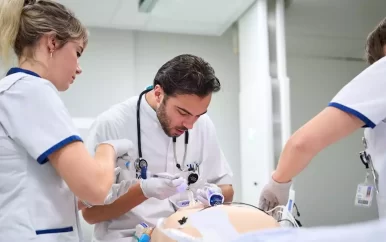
82,54,234,242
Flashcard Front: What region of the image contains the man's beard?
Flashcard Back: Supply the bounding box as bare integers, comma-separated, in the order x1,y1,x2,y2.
156,101,173,137
156,100,187,137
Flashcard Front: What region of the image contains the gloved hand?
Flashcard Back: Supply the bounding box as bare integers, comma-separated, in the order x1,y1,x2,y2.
99,139,135,159
258,174,292,211
140,173,187,200
81,167,134,207
169,190,199,209
103,167,138,204
196,183,223,206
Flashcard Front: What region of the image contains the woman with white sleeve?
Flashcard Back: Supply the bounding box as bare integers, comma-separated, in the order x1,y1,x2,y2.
258,17,386,219
0,1,131,241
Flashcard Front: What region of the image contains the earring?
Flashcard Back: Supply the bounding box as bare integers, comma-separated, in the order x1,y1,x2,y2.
50,51,53,58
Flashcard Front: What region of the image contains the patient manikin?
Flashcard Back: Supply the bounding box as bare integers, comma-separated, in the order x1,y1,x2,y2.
231,217,386,242
146,201,281,242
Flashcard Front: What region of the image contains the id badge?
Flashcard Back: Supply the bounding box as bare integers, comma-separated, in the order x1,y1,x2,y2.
354,183,374,207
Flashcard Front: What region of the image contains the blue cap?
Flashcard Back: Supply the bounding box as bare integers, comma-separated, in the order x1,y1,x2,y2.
141,167,147,179
209,193,224,206
139,233,151,242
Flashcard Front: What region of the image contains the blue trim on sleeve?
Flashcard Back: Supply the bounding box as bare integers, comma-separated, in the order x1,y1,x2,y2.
37,135,83,164
36,226,73,235
6,67,40,78
328,102,375,128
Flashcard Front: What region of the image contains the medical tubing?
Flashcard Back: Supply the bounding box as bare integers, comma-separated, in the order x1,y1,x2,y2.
173,142,179,169
276,210,298,227
277,218,297,227
200,202,269,215
293,203,300,216
267,205,299,227
172,131,189,170
136,89,146,158
182,131,189,163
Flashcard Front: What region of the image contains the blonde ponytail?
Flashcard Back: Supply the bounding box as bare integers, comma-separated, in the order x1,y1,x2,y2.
0,0,24,66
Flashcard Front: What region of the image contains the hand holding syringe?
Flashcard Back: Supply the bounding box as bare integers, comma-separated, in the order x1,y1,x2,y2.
151,173,188,193
151,173,200,208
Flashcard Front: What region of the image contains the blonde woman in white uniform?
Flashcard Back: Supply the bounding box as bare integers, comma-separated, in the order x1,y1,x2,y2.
258,17,386,219
0,1,132,241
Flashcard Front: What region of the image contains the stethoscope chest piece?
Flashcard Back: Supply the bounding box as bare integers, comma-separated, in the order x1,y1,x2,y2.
187,172,199,186
135,158,148,179
135,158,148,171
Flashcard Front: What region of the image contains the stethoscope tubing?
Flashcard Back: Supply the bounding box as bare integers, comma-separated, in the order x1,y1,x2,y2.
136,87,192,174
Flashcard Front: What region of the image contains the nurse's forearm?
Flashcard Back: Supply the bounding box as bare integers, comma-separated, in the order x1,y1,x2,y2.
272,136,317,183
49,142,116,205
81,183,147,224
219,184,234,202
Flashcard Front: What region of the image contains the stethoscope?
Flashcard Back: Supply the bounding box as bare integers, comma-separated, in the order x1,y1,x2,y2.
135,86,199,185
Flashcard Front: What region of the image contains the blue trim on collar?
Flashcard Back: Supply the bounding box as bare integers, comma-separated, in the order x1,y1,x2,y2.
6,67,40,78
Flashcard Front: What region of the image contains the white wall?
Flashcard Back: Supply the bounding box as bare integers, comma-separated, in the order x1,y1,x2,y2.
59,27,240,241
60,28,136,117
237,0,275,205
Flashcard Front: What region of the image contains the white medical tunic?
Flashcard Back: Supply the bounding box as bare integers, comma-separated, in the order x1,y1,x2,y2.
0,68,84,242
86,93,233,242
328,56,386,218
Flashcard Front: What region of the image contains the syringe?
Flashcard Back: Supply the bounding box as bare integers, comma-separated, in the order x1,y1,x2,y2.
188,189,196,207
